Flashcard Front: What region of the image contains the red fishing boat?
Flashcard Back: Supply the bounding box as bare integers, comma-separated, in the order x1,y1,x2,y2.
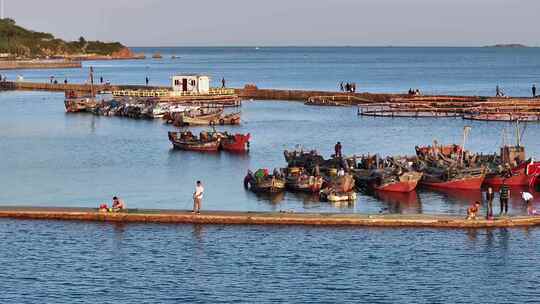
353,156,422,193
220,133,250,152
482,122,540,188
168,131,220,152
420,173,486,190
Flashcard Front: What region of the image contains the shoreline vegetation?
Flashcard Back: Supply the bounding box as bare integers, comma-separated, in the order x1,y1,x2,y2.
0,18,144,61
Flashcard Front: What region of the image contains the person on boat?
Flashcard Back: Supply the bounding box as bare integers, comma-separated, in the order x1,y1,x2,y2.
466,201,481,220
193,181,204,214
533,84,537,98
485,187,495,220
112,196,126,211
499,183,510,215
335,142,343,158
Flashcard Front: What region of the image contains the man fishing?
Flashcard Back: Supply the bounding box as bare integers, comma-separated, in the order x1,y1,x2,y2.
193,180,204,214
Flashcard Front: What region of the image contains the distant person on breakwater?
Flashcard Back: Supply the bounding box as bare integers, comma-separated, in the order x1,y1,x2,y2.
500,183,510,215
351,83,356,93
64,78,68,84
466,201,481,220
145,77,149,86
485,187,495,219
100,76,103,84
221,78,226,88
193,181,204,214
533,84,537,97
334,142,343,158
339,82,344,92
112,196,126,211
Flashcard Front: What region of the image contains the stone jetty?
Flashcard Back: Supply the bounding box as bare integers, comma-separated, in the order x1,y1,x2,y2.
1,206,539,228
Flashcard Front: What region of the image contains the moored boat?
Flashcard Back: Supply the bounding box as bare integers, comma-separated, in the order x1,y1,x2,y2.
220,133,250,152
244,169,286,193
168,130,220,152
284,167,324,193
352,155,422,193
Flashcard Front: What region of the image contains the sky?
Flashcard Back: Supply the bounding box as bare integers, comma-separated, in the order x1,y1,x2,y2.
3,0,540,47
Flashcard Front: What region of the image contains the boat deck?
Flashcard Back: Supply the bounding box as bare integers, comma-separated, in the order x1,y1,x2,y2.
1,206,539,228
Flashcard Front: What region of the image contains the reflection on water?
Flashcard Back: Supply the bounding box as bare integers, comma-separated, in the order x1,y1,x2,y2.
374,190,421,214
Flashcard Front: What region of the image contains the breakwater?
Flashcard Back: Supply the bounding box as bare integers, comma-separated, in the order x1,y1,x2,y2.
1,206,539,228
0,60,82,70
0,81,163,93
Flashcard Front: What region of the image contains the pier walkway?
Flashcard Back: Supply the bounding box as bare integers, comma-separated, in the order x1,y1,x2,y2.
1,206,540,228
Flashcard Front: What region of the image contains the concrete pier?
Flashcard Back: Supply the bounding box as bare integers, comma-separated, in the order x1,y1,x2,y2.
1,207,539,228
0,60,82,70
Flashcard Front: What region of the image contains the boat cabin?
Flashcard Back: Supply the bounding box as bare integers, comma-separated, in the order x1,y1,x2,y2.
501,145,526,165
172,74,210,94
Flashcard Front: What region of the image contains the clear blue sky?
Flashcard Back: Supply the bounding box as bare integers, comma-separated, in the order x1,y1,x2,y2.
4,0,540,46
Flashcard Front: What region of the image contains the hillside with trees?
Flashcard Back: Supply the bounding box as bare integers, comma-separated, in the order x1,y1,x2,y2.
0,18,127,58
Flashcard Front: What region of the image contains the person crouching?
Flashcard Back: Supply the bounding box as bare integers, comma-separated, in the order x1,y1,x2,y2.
467,201,481,220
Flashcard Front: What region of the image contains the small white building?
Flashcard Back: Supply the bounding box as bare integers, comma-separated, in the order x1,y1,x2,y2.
171,74,210,95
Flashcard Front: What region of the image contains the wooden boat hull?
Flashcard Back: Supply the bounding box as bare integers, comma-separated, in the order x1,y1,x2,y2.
421,174,485,190
374,180,419,192
220,133,250,153
247,178,286,193
168,132,220,152
327,191,357,202
373,172,423,193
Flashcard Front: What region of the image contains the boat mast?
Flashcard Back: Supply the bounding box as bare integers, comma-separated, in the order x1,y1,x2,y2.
89,66,95,97
461,126,471,165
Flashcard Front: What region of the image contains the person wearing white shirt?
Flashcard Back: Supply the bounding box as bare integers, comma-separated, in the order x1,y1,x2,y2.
193,181,204,214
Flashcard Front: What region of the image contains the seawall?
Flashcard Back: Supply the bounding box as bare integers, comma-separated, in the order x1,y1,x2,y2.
0,207,539,228
0,60,82,70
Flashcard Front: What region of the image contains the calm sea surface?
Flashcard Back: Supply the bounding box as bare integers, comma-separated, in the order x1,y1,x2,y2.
1,47,540,303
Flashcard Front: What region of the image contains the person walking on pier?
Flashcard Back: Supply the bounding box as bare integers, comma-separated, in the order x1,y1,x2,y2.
193,180,204,214
485,187,495,219
221,77,226,88
499,182,510,215
334,142,343,158
533,84,537,98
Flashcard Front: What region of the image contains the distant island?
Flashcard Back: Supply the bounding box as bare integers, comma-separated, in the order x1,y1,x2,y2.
484,44,529,48
0,18,143,60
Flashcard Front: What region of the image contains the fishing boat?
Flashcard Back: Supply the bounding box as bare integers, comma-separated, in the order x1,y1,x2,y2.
244,169,286,193
416,127,487,190
168,130,221,152
284,167,324,193
319,174,356,201
352,156,422,193
64,92,101,113
482,122,540,187
219,133,250,152
174,108,224,126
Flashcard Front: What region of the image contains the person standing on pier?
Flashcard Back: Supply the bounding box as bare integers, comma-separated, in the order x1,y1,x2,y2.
533,84,537,98
145,77,149,86
193,180,204,214
339,82,344,92
221,77,226,88
485,187,494,219
335,142,343,158
100,76,103,84
496,85,501,97
499,182,510,215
